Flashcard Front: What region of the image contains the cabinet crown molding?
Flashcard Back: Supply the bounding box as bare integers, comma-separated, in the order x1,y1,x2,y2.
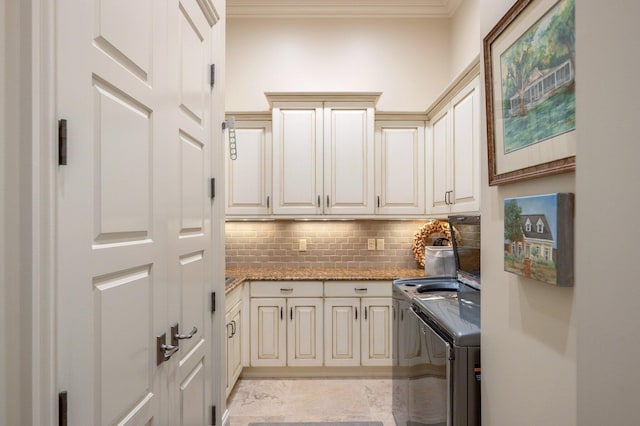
266,92,382,107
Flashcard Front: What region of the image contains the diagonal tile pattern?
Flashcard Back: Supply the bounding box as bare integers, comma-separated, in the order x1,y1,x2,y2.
227,378,395,426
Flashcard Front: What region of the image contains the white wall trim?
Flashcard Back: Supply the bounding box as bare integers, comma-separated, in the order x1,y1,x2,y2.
227,0,460,19
31,0,57,423
0,0,8,422
222,408,231,426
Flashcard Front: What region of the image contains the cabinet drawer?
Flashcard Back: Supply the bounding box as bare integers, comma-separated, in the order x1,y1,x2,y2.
250,281,323,298
324,281,391,297
226,283,243,312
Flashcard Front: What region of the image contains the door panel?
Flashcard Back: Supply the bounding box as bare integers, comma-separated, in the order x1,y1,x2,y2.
376,122,425,215
361,298,393,366
429,110,450,214
171,1,213,425
179,360,206,425
93,78,152,242
324,107,375,214
179,132,206,234
287,298,323,366
272,107,324,214
178,251,206,357
324,298,360,366
95,0,153,80
57,0,216,424
95,267,153,425
178,2,208,124
226,123,272,215
453,92,474,201
250,298,287,366
57,0,165,423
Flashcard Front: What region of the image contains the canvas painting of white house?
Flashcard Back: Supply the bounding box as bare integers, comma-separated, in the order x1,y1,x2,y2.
504,193,574,286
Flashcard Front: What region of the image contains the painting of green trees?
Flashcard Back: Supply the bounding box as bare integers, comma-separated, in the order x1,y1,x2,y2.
500,0,575,154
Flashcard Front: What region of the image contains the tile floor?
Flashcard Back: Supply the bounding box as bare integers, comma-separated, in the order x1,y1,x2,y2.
226,378,395,426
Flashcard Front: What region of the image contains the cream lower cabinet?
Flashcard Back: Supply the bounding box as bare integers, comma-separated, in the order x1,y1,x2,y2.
225,284,245,397
250,281,323,367
324,281,393,367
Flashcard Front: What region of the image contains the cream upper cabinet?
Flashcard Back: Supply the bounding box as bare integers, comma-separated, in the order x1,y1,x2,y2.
225,117,272,216
271,103,324,215
427,76,481,215
323,103,375,215
270,94,378,217
374,120,426,215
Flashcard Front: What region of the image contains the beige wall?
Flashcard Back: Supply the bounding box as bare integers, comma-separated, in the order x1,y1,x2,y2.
479,0,576,425
575,1,640,424
450,0,480,79
226,17,452,111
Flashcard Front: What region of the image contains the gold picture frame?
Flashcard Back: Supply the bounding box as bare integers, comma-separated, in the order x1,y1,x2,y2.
484,0,576,186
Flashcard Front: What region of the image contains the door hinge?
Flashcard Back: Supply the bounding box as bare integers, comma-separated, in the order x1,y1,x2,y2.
211,405,216,425
58,119,67,165
58,391,68,426
210,64,215,89
210,178,215,200
211,291,216,313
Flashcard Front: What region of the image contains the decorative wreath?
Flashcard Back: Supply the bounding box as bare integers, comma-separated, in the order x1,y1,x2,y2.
411,219,460,267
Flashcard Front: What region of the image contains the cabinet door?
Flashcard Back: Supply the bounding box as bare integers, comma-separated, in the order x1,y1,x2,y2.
225,302,242,397
250,298,286,367
451,77,480,213
272,105,324,215
427,108,452,215
324,105,375,215
287,298,323,366
324,298,361,366
361,298,393,366
375,121,425,215
226,121,272,215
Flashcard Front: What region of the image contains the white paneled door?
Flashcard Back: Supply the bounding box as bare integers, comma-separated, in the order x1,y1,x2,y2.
56,0,217,424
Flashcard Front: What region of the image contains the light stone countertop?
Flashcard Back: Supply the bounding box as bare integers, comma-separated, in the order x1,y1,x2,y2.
225,266,425,294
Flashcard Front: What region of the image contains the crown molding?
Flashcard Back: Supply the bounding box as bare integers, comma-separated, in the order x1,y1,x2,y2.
375,111,429,121
266,92,382,106
225,111,272,121
228,0,463,19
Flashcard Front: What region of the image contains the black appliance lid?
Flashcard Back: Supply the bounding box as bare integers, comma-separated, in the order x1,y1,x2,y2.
412,286,480,346
449,215,481,290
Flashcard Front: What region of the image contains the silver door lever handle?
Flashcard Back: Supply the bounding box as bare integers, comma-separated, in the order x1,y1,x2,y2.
157,332,179,365
175,326,198,340
161,343,179,360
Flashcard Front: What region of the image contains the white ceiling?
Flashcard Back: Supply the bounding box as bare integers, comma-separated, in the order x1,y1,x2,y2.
226,0,464,18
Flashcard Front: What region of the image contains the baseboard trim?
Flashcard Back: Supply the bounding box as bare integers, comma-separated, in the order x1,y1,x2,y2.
239,366,392,379
222,408,231,426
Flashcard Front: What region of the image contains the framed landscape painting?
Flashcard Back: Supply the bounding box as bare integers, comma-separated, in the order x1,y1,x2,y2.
503,193,574,286
484,0,576,185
